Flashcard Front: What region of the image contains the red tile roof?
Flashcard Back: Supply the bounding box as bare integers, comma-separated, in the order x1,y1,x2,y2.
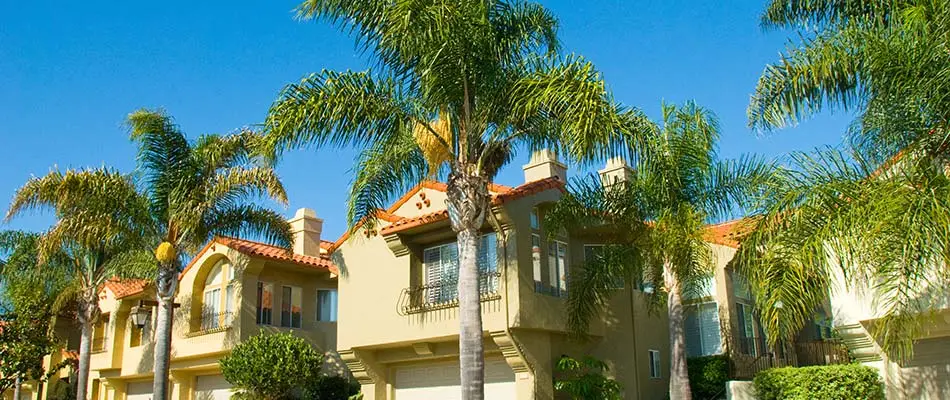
377,177,566,236
704,218,753,248
213,237,339,275
102,278,150,299
379,210,450,235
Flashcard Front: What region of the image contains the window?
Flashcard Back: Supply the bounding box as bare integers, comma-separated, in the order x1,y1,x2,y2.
732,272,752,300
736,302,765,356
532,234,543,291
92,314,109,352
548,241,568,296
649,350,661,379
317,289,338,322
530,208,540,230
256,282,274,325
685,302,722,357
423,233,499,303
202,259,234,330
281,286,303,328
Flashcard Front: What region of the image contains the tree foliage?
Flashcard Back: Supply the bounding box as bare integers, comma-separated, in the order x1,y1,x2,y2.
553,356,622,400
740,0,950,360
219,333,323,400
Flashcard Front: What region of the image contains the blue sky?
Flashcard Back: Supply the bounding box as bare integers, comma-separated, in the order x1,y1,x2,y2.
0,0,852,241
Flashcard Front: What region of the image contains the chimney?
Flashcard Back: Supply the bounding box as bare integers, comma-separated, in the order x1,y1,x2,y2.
598,157,634,186
522,149,567,183
288,208,323,257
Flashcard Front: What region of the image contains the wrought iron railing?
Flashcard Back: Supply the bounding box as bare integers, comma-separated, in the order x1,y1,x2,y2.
397,272,501,315
198,311,234,332
795,339,851,366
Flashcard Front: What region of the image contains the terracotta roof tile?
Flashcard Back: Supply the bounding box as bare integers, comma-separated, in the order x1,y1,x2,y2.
102,278,150,299
492,177,566,204
379,210,450,235
214,237,339,275
378,177,565,236
703,218,753,248
326,210,401,253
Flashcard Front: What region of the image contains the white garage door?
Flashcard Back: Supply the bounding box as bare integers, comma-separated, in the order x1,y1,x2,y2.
126,381,152,400
394,359,516,400
195,375,232,400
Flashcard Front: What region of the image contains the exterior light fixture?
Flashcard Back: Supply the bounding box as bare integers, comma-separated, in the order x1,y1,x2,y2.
131,304,151,329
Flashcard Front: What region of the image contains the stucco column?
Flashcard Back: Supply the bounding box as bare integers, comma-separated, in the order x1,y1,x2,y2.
169,371,191,400
338,349,387,400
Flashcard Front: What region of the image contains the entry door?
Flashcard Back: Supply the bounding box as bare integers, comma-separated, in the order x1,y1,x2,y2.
393,359,516,400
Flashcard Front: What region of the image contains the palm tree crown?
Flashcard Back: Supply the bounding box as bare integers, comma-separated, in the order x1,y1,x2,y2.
546,102,774,400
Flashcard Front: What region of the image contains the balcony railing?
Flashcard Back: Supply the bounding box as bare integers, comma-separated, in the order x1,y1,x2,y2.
197,311,234,332
730,339,850,379
397,272,501,315
795,339,851,366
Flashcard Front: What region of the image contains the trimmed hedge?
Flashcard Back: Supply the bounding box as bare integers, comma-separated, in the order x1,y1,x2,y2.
754,364,885,400
687,355,730,400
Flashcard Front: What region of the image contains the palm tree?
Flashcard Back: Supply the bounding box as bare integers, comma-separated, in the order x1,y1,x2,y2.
741,0,950,358
125,109,293,400
5,169,153,400
263,1,645,398
545,102,774,400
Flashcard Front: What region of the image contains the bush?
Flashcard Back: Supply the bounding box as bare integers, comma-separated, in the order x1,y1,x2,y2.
687,355,730,399
220,333,323,400
553,356,623,400
303,375,361,400
754,364,885,400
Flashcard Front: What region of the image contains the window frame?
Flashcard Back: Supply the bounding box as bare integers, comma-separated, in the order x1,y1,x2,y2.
316,289,338,322
548,240,569,296
201,259,234,330
280,285,303,328
256,281,274,326
421,232,499,304
648,349,661,379
685,301,723,357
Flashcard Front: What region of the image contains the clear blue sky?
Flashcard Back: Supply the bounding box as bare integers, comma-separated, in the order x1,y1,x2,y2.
0,0,851,242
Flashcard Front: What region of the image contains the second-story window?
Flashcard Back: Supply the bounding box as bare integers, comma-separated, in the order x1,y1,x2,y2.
93,313,109,352
202,260,234,330
280,286,302,328
317,289,338,322
257,282,274,325
548,241,568,296
423,233,499,304
129,311,152,347
531,208,543,291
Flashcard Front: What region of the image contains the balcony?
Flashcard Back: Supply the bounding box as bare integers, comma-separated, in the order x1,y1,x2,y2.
188,311,234,337
397,272,501,315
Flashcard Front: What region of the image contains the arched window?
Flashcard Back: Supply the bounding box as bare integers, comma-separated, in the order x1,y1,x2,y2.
201,259,234,330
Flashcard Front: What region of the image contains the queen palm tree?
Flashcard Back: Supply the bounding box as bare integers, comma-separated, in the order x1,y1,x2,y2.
545,102,775,400
262,1,646,397
741,0,950,358
124,109,294,400
5,169,154,400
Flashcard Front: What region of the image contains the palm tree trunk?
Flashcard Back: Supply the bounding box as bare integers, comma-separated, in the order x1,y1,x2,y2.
665,264,692,400
76,301,94,400
152,264,178,400
13,376,22,400
447,173,489,400
457,227,484,400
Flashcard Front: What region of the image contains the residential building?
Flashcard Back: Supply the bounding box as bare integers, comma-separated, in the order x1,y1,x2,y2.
830,268,950,399
331,151,672,400
60,208,339,400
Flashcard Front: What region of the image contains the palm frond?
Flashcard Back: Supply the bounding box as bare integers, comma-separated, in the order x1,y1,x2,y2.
201,205,294,250
347,130,430,230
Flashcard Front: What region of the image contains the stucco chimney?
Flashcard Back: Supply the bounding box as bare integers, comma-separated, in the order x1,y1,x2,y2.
598,157,634,186
522,149,567,183
288,208,323,257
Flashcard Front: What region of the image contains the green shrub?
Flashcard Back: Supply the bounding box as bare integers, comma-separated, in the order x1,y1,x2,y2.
754,364,885,400
220,333,323,400
303,375,361,400
687,355,730,399
553,356,623,400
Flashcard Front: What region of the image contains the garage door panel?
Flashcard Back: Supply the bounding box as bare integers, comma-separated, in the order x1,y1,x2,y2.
195,375,232,400
126,381,152,400
394,359,515,400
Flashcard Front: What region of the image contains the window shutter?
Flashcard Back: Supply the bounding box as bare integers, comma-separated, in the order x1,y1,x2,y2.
424,247,443,303
700,303,722,355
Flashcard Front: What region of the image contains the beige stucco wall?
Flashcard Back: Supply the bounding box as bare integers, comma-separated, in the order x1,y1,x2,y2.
72,242,338,400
